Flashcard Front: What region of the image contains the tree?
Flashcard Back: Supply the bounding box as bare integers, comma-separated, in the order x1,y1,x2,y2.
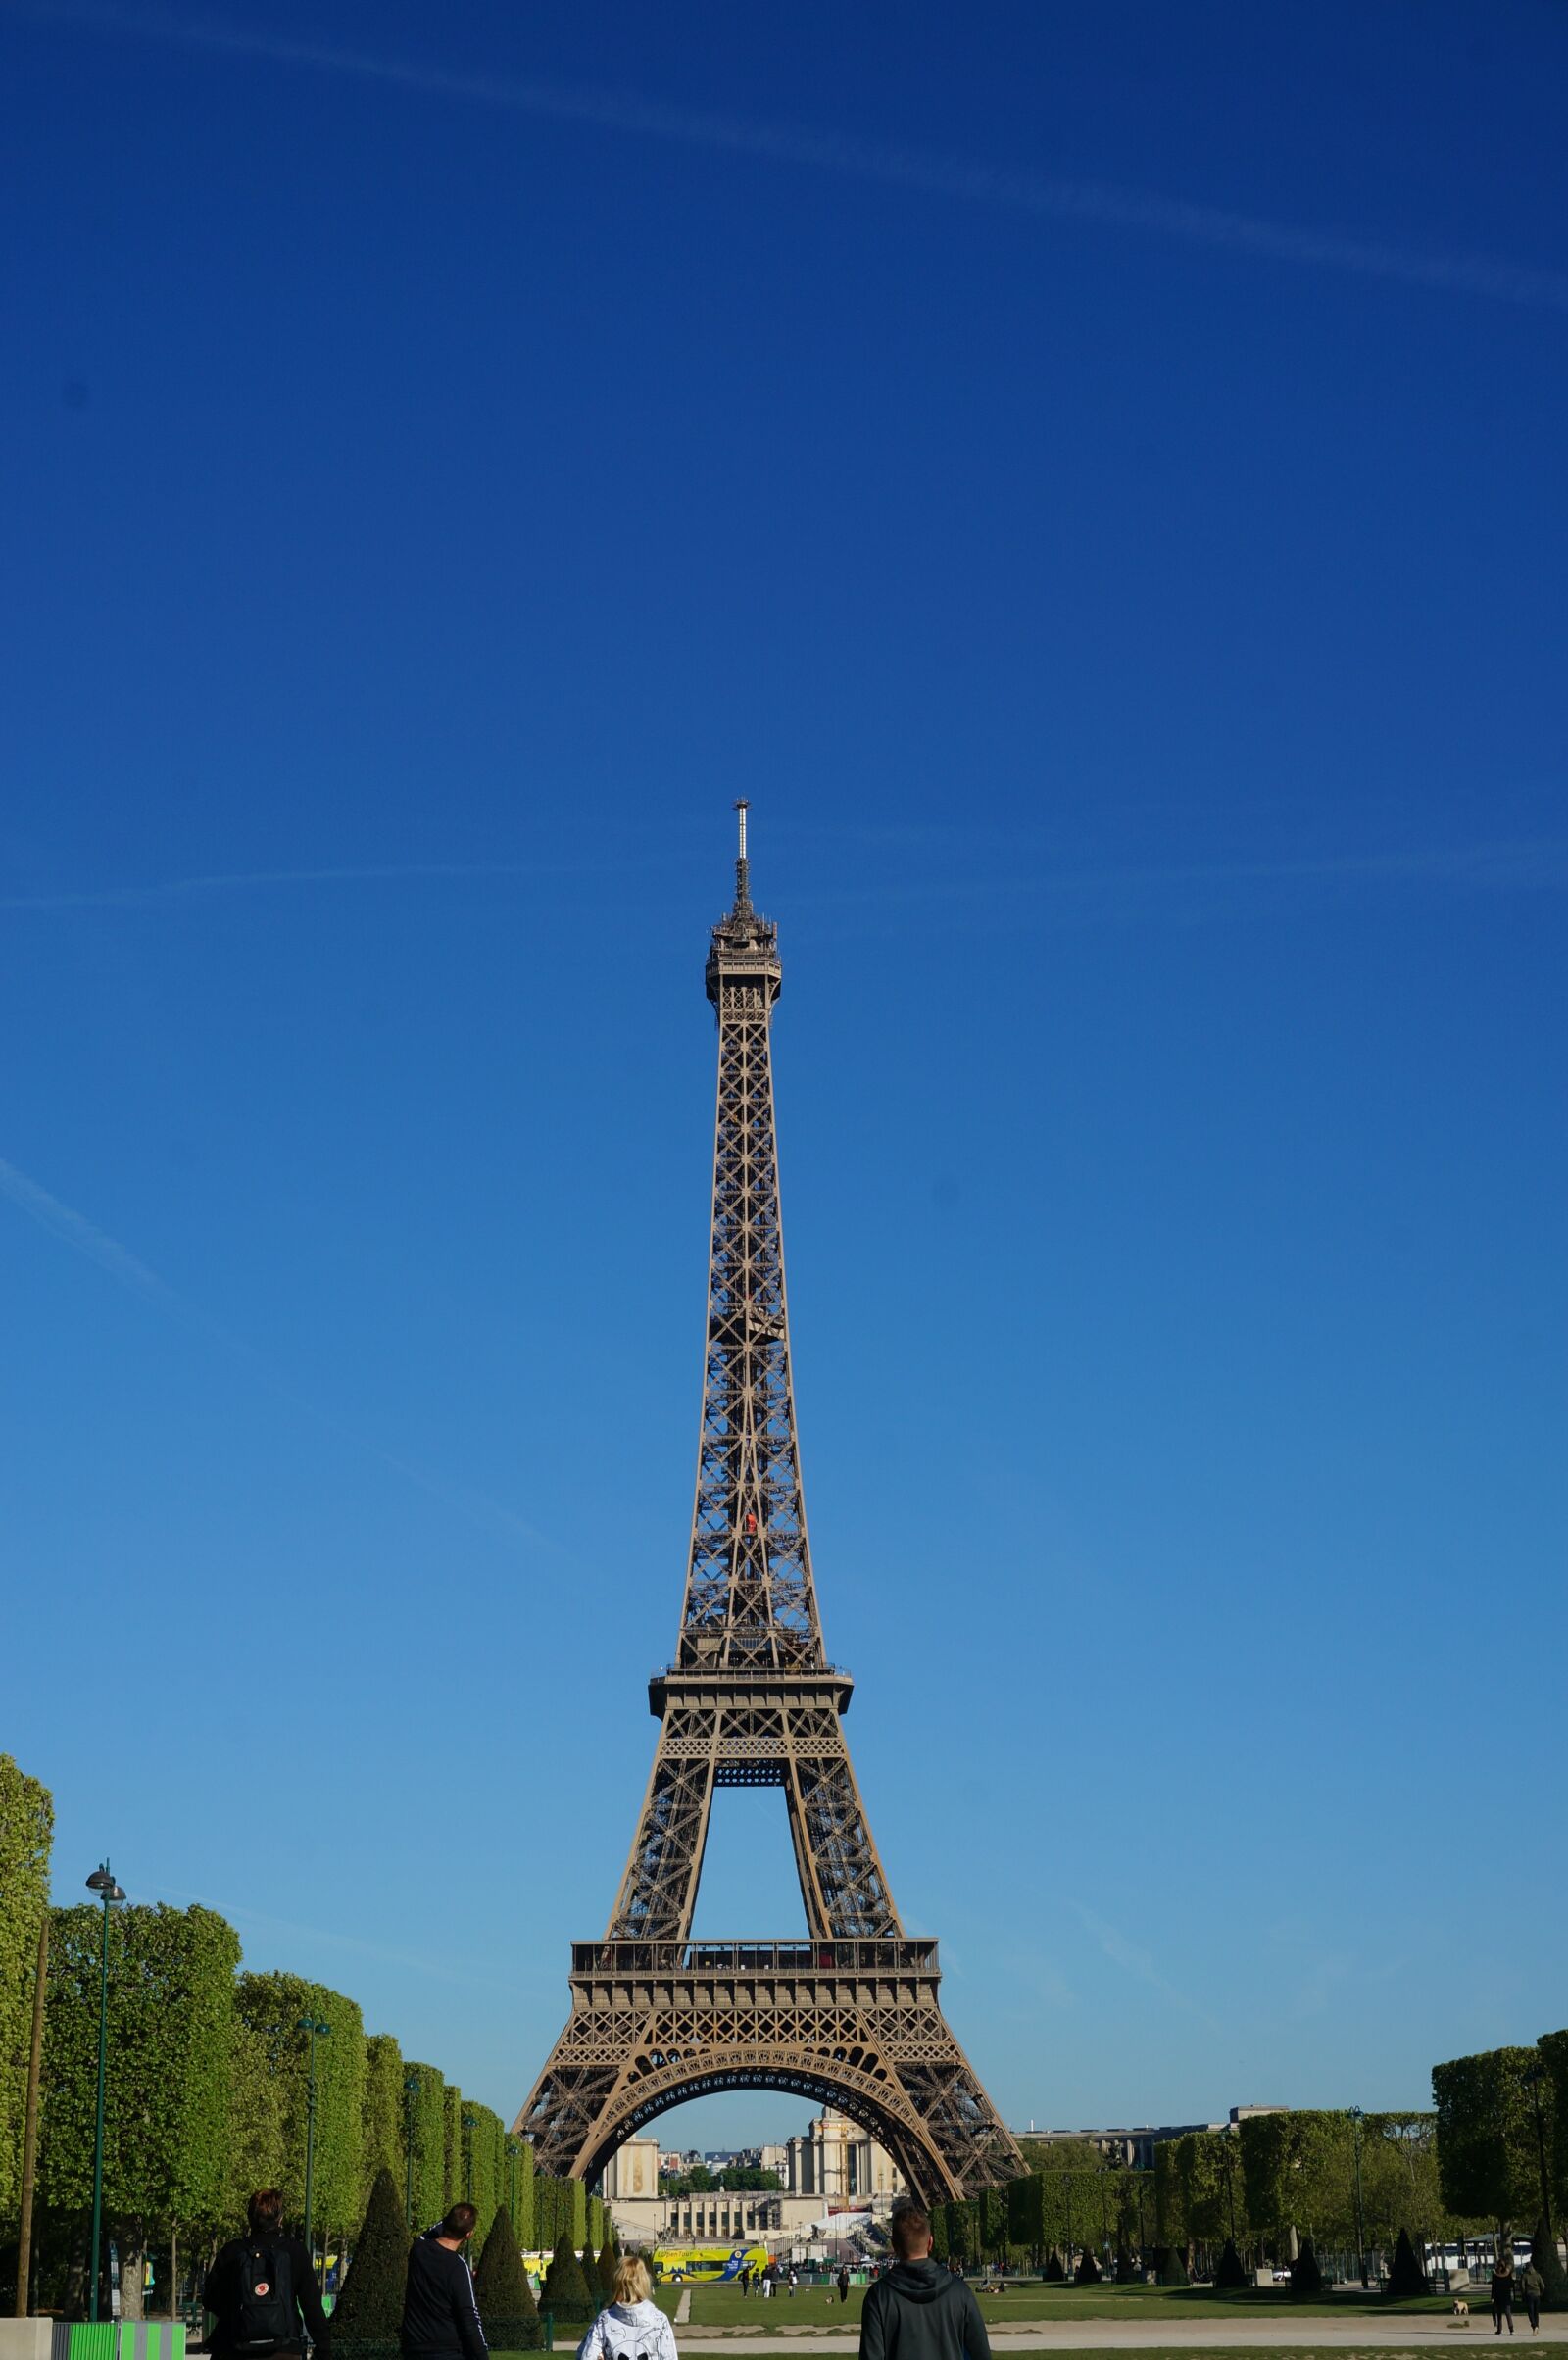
333,2166,411,2339
1074,2246,1100,2284
403,2068,448,2229
41,1901,239,2316
362,2035,406,2210
474,2204,540,2346
1289,2238,1324,2298
540,2231,593,2321
1044,2249,1065,2282
597,2232,617,2288
580,2242,604,2302
1155,2248,1188,2287
0,1756,53,2222
226,1973,367,2253
1434,2047,1544,2236
1386,2227,1428,2300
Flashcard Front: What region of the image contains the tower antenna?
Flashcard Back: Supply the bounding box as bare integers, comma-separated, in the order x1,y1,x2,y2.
733,797,751,910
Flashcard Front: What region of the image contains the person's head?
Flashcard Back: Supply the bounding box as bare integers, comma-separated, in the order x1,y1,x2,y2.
891,2202,933,2262
612,2255,652,2305
439,2203,478,2246
247,2189,285,2236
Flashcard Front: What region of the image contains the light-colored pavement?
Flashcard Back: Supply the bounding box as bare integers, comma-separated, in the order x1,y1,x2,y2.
674,2328,1567,2351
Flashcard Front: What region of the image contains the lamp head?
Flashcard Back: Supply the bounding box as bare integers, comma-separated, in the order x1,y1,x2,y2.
86,1863,125,1901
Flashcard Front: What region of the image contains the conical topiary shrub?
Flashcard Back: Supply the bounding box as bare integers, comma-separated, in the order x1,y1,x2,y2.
540,2232,594,2323
580,2244,605,2304
1214,2239,1248,2290
597,2235,618,2293
1290,2239,1324,2297
333,2166,412,2341
1074,2248,1101,2284
1044,2249,1065,2282
1156,2248,1189,2287
1386,2228,1427,2300
474,2205,541,2348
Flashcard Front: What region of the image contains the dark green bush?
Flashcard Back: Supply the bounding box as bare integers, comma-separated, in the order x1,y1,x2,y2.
333,2167,412,2339
1074,2248,1101,2284
540,2232,595,2323
1214,2239,1248,2289
1156,2248,1189,2287
476,2205,540,2335
1290,2239,1324,2298
1386,2227,1427,2300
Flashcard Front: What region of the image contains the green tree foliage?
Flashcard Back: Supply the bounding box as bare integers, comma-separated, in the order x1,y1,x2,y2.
510,2139,535,2250
363,2035,406,2206
1434,2047,1544,2232
597,2233,617,2288
445,2087,464,2210
1074,2246,1101,2284
1359,2115,1446,2246
0,1756,53,2220
463,2105,506,2237
1237,2111,1356,2248
224,1974,367,2245
1043,2249,1065,2282
333,2165,411,2339
474,2203,540,2345
1530,2218,1568,2309
580,2243,604,2302
1387,2227,1428,2299
404,2068,448,2228
587,2193,604,2250
540,2231,593,2321
1156,2248,1189,2287
1214,2239,1248,2288
1538,2029,1568,2216
1153,2144,1186,2255
41,1902,239,2311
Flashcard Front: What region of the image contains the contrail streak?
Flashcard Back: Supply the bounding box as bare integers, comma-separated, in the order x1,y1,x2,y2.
0,1152,564,1554
18,0,1568,314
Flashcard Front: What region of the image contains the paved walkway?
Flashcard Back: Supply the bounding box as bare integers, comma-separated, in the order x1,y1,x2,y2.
675,2327,1566,2351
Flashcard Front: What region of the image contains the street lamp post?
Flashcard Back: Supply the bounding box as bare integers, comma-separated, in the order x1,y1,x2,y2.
1523,2065,1555,2264
85,1864,125,2325
405,2074,422,2227
299,2017,331,2277
1348,2108,1368,2288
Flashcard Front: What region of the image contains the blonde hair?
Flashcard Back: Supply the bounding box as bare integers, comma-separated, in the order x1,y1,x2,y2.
612,2255,651,2305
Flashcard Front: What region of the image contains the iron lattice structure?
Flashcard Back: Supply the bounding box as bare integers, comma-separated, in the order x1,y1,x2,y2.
514,811,1022,2205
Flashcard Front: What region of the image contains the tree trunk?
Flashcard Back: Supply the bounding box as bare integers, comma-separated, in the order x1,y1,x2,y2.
120,2226,147,2322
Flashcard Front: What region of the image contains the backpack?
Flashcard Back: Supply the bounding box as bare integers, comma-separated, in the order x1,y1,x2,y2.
232,2239,298,2353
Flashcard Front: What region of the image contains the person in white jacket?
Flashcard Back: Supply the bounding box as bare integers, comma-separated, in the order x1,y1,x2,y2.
576,2255,679,2360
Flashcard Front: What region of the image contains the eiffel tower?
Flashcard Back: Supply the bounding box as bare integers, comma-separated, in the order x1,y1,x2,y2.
514,809,1022,2205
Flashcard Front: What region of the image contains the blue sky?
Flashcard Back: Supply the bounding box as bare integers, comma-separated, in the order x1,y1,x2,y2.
3,0,1565,2157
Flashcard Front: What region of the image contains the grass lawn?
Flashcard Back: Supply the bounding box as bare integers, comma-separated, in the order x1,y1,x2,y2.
683,2285,1465,2331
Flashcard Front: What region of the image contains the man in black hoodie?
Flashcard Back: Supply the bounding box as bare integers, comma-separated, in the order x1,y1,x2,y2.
401,2203,487,2360
859,2203,990,2360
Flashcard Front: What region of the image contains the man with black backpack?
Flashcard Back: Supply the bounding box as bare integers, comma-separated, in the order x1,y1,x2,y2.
206,2188,332,2360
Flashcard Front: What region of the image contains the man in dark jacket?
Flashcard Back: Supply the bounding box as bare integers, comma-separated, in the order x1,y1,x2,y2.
206,2188,332,2360
401,2204,487,2360
859,2203,989,2360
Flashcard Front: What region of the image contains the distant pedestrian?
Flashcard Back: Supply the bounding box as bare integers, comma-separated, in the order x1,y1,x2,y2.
402,2204,486,2360
788,2268,798,2297
739,2268,750,2300
1520,2264,1544,2335
205,2188,332,2360
837,2266,851,2305
577,2255,678,2360
859,2202,990,2360
1492,2256,1515,2336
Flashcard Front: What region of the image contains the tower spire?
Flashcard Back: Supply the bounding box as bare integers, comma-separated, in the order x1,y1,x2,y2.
733,797,751,912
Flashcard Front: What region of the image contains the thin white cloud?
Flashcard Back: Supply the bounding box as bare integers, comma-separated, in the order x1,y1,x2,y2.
0,1150,564,1554
20,0,1568,313
0,1155,170,1297
0,858,596,911
1070,1898,1222,2034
